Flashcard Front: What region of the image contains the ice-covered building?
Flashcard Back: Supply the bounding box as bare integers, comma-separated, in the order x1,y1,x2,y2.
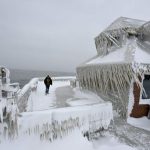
76,17,150,118
0,67,20,136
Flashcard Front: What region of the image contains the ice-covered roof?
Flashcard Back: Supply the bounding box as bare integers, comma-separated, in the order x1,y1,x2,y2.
94,17,148,57
86,39,150,65
104,17,146,31
134,45,150,64
86,46,126,65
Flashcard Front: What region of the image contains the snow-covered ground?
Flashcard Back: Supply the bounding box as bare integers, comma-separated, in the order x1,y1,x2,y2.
0,78,136,150
128,117,150,131
0,129,135,150
67,88,103,106
27,80,70,111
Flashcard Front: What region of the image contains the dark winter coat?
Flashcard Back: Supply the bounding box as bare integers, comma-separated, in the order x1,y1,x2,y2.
44,76,52,87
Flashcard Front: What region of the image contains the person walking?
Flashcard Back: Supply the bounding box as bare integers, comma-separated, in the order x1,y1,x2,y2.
44,75,52,94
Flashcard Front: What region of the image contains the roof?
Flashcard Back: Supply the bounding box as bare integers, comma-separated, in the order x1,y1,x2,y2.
86,39,150,65
94,17,148,57
104,17,146,32
77,17,150,69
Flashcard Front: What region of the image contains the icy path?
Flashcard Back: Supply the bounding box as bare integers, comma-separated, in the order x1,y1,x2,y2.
27,80,102,111
55,85,74,107
27,80,70,111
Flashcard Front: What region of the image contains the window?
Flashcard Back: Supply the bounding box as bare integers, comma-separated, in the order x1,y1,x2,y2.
142,74,150,99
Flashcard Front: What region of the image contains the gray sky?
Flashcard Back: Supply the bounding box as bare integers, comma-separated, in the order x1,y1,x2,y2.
0,0,150,72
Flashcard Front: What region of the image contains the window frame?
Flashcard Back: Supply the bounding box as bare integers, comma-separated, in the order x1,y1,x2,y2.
139,73,150,104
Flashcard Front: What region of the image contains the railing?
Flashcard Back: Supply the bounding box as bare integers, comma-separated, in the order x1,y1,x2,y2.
9,82,20,89
39,76,76,82
0,77,10,85
17,78,38,112
17,77,76,112
19,102,113,141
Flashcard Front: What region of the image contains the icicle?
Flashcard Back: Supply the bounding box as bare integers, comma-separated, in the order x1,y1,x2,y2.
103,32,120,48
0,100,3,124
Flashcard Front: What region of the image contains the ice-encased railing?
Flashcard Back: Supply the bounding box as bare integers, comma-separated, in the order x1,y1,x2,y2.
0,67,20,142
17,78,38,112
19,102,113,141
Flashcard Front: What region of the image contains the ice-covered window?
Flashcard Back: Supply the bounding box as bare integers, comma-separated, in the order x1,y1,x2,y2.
142,74,150,99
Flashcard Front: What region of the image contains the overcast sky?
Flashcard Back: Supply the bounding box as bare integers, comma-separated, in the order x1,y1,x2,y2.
0,0,150,72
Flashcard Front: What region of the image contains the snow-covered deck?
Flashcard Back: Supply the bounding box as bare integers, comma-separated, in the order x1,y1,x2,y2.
27,80,70,111
27,78,106,111
19,78,113,133
1,77,150,150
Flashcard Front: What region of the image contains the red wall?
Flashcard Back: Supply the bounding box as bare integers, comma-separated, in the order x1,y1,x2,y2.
130,82,149,118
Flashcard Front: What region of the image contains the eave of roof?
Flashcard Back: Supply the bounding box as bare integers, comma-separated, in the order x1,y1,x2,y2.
81,40,150,66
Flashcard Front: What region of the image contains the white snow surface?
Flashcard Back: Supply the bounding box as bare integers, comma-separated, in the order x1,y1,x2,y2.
27,80,70,111
134,45,150,64
0,129,135,150
67,88,103,106
128,117,150,131
86,46,126,65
